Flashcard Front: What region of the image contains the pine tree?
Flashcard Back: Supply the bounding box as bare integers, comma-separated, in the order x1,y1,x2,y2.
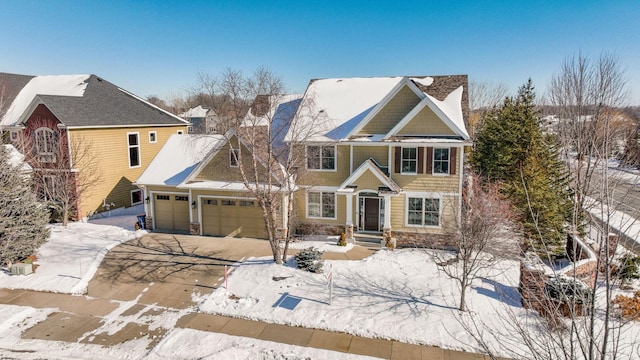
0,146,50,264
472,80,573,256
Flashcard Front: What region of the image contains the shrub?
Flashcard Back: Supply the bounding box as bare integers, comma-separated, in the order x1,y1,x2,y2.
545,277,592,305
617,254,640,281
295,247,324,273
613,291,640,320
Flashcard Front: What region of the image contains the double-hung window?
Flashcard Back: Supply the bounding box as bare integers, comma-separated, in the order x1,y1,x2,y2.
433,148,450,175
401,147,417,174
407,197,440,226
307,191,336,218
128,133,141,168
307,145,335,170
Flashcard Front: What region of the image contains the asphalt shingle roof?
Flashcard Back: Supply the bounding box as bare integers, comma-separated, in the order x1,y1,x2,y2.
0,72,188,127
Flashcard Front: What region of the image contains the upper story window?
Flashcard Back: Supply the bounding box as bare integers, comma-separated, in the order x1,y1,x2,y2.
433,148,450,175
307,145,335,171
177,130,184,135
34,127,57,163
148,131,157,143
401,147,417,174
10,131,19,142
128,132,141,168
230,148,239,167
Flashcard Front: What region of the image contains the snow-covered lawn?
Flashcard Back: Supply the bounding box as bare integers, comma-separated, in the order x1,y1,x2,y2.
196,249,524,354
0,214,144,294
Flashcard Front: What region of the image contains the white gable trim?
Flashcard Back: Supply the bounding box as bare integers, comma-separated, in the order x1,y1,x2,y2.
337,160,397,192
383,89,469,140
345,77,425,138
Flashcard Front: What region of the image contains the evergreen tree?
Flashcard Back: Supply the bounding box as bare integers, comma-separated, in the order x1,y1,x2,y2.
0,146,50,264
472,80,573,255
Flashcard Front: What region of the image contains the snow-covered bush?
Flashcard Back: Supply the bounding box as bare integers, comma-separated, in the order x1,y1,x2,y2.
294,247,324,273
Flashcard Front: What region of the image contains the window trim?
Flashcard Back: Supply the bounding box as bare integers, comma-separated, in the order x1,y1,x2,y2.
306,145,337,172
127,132,141,168
34,127,56,163
401,147,418,175
9,131,18,142
130,189,143,206
432,147,450,176
306,191,337,220
148,131,157,143
229,148,240,167
405,195,442,228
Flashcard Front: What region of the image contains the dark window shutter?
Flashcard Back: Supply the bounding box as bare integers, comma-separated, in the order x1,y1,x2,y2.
394,146,401,173
450,147,457,175
418,147,424,174
426,147,433,175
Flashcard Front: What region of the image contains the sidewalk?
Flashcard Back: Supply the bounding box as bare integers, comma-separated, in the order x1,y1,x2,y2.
1,287,500,359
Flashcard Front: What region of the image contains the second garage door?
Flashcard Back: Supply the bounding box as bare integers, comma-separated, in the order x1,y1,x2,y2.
201,198,266,239
154,194,190,231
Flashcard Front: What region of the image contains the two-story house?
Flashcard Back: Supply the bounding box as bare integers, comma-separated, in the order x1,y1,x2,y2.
179,105,223,134
0,72,189,218
285,75,471,247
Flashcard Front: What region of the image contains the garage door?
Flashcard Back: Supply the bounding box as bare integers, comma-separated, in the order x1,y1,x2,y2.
154,194,190,231
201,198,266,239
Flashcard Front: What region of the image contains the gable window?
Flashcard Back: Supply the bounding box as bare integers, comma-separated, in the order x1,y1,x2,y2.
34,127,57,163
177,130,184,135
307,191,336,218
230,148,239,167
187,126,193,133
128,132,140,168
433,148,449,175
148,131,157,143
407,197,440,226
131,189,143,205
401,147,417,174
10,131,18,142
307,145,335,170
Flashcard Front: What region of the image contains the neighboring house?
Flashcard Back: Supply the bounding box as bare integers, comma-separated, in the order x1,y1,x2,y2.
285,75,471,247
135,95,302,238
179,105,222,134
0,72,189,218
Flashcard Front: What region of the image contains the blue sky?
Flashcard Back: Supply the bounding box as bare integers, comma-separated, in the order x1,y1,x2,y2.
1,1,639,105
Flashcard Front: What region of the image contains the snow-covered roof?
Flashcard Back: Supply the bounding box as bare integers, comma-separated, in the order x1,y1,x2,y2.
242,94,303,127
285,76,469,143
180,105,210,118
1,74,89,126
3,144,32,173
0,72,188,128
135,134,225,187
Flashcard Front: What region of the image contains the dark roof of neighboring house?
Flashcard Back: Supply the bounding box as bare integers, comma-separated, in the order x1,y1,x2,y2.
0,72,188,128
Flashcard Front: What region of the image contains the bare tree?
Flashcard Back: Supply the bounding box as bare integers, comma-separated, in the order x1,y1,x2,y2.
437,173,515,311
193,67,308,264
547,52,629,222
19,119,100,226
468,80,509,136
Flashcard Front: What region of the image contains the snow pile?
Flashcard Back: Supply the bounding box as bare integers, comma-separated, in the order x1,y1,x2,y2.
0,219,145,294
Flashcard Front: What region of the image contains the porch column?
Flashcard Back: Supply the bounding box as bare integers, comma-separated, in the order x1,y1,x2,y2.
382,194,392,229
382,194,393,247
345,193,354,241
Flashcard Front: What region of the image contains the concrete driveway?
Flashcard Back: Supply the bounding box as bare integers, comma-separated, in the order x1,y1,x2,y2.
88,233,275,308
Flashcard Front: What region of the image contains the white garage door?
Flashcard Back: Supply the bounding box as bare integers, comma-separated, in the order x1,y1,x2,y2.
154,194,190,231
201,198,266,239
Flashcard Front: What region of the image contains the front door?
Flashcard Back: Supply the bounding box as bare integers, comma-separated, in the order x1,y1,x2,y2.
364,198,380,231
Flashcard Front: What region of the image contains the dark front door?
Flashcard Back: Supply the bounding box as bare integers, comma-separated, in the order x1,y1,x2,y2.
364,198,380,231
